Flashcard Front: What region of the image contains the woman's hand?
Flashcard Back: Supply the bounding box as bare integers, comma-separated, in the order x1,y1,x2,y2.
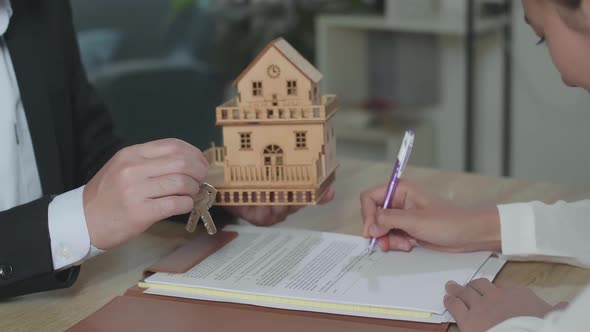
444,279,565,332
360,181,502,253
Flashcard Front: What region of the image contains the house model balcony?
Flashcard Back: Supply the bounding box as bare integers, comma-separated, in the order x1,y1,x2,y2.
204,37,339,206
216,94,338,125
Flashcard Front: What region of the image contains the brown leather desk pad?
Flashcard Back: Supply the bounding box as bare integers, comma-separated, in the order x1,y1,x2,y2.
67,231,449,332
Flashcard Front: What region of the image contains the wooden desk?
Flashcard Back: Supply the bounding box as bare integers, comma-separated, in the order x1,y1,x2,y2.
2,159,590,331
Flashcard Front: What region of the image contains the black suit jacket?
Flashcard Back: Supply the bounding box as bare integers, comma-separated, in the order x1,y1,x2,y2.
0,0,123,298
0,0,231,299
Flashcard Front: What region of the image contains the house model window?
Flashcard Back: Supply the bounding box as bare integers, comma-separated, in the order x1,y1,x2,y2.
240,132,252,149
295,131,307,149
287,80,297,96
252,81,263,96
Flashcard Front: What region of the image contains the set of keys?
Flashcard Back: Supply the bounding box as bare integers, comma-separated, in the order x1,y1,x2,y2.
185,182,218,235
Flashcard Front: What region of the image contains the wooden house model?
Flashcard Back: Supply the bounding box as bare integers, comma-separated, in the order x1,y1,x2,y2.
204,37,339,205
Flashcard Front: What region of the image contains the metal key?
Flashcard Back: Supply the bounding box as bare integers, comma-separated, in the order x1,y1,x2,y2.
185,182,218,234
185,206,202,233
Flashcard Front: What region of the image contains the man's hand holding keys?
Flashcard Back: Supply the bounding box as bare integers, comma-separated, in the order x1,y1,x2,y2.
83,139,209,250
82,138,336,251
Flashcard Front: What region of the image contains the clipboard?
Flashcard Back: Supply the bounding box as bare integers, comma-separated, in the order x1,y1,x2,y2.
67,231,450,332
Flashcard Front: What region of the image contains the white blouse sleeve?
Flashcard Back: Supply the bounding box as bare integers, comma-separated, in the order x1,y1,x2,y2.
497,200,590,268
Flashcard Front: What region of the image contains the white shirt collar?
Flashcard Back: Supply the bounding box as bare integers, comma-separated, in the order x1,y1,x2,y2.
0,0,13,36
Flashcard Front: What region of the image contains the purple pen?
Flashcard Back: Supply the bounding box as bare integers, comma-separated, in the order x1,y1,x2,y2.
367,130,414,255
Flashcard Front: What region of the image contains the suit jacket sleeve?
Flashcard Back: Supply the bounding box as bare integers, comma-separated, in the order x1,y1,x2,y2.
64,4,123,184
0,0,123,299
0,197,80,298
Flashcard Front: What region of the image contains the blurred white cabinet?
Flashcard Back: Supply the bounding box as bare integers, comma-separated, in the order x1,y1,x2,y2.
334,110,434,167
316,5,508,175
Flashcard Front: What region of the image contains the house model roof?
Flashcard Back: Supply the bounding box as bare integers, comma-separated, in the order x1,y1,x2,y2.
232,37,323,86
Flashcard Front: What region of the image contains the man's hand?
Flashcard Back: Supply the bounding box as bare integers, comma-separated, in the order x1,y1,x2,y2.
444,279,564,332
83,139,209,250
225,187,335,226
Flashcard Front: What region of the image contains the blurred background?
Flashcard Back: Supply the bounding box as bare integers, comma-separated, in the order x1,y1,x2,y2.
71,0,590,186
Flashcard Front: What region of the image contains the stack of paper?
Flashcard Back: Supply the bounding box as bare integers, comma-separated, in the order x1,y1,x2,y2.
141,225,505,323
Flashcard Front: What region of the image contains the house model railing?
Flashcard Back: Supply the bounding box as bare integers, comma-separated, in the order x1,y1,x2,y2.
204,146,225,165
227,159,324,186
216,95,338,124
205,145,326,187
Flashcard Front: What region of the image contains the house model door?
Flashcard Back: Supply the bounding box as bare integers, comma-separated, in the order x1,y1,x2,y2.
264,145,283,179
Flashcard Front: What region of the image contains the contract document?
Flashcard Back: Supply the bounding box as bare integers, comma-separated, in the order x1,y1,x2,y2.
141,225,504,322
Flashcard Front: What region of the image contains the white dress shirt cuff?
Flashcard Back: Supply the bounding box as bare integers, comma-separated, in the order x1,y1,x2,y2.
48,185,102,270
497,203,537,257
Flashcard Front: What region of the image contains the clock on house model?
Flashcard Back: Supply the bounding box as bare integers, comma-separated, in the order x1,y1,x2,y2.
267,64,280,78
